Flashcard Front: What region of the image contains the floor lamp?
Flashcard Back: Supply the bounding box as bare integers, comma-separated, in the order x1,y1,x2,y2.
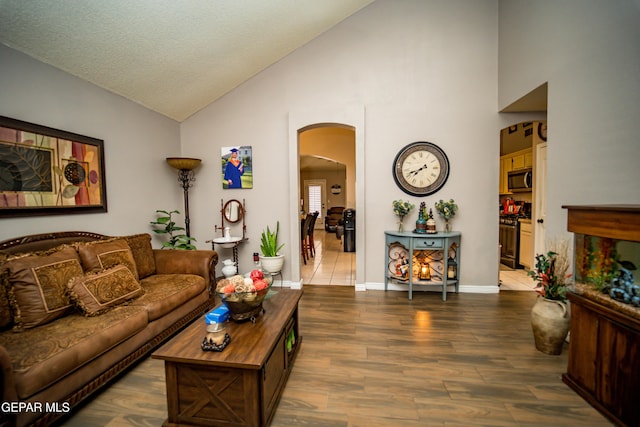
166,157,201,238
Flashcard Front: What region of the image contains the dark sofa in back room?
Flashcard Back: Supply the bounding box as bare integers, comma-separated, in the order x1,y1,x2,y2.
324,206,344,233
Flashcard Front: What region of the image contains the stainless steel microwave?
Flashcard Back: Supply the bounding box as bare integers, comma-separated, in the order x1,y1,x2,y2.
508,168,532,192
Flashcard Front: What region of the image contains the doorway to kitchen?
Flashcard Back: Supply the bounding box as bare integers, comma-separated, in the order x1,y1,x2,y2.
498,83,548,292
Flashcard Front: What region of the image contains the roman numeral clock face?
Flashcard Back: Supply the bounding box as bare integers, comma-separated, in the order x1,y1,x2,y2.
392,142,450,197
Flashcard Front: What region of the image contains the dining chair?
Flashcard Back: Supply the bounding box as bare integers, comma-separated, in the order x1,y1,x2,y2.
300,214,313,265
307,211,319,258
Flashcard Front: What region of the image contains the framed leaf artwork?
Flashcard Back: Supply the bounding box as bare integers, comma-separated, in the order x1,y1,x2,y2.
0,116,107,217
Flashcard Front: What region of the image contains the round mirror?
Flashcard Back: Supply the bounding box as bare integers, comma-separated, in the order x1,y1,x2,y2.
223,199,244,223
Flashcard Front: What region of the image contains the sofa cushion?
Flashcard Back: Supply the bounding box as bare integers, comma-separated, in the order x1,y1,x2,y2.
3,246,83,331
0,282,12,330
122,234,156,279
0,305,148,399
132,274,206,321
67,265,144,316
0,251,13,329
76,238,139,279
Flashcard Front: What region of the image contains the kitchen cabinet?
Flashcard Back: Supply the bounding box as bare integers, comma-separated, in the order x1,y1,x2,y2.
511,149,533,170
499,156,513,194
519,220,532,269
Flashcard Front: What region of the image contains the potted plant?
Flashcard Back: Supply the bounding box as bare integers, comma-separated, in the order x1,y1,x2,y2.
392,199,414,232
150,210,197,250
527,239,572,355
434,199,458,232
259,221,285,273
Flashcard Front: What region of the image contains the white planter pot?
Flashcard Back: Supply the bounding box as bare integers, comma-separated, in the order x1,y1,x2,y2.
259,255,284,274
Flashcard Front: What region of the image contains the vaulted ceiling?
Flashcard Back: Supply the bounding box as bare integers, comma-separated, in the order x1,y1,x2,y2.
0,0,375,121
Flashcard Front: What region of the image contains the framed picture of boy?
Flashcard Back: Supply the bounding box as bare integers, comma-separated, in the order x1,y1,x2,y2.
221,146,252,189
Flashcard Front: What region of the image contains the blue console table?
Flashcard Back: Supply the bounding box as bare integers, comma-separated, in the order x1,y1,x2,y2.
384,231,461,301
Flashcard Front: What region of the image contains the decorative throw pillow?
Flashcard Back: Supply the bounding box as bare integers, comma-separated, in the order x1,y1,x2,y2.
122,234,156,279
67,264,144,316
3,246,83,330
76,238,139,279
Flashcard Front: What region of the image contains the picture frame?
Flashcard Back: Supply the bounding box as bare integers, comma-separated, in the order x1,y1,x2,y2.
0,116,107,217
221,145,253,189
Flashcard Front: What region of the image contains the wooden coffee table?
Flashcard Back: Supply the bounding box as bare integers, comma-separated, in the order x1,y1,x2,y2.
152,289,303,427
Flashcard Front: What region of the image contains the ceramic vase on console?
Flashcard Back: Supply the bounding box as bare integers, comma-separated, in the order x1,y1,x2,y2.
530,297,570,355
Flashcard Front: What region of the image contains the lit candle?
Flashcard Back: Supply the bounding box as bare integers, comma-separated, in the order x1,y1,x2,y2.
420,264,430,280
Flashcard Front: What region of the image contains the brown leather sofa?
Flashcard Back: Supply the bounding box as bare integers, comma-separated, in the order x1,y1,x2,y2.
0,231,218,427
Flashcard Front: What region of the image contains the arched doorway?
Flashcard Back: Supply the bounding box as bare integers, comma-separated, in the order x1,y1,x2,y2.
299,125,355,286
287,106,365,290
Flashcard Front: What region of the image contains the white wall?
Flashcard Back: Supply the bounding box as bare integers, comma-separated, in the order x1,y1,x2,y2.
0,45,183,244
499,0,640,240
182,0,501,288
7,0,634,287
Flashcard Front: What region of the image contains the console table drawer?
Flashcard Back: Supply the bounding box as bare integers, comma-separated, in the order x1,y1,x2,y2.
414,238,443,249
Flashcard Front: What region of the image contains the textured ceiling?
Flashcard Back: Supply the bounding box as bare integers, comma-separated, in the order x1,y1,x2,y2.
0,0,375,121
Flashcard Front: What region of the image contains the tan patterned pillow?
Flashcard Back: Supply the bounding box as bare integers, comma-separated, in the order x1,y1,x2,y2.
67,265,144,316
76,238,139,279
122,234,156,279
3,246,83,330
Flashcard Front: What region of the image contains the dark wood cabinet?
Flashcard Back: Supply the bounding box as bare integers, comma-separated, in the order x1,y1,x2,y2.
562,205,640,427
564,292,640,427
153,289,302,427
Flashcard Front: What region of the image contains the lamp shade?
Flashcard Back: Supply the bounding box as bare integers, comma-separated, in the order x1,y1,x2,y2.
166,157,201,171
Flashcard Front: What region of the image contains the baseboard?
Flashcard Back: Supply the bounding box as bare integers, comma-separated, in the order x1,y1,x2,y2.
363,282,499,294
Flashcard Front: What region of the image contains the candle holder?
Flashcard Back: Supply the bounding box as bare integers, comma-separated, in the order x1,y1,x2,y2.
447,257,458,279
419,263,431,280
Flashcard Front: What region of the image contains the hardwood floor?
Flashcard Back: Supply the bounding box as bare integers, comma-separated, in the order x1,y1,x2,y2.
61,286,610,426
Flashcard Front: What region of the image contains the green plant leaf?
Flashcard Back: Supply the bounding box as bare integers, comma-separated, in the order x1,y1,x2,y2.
260,221,284,257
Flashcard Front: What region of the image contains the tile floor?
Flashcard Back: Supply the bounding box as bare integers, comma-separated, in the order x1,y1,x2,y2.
499,265,537,291
301,229,536,291
301,229,355,286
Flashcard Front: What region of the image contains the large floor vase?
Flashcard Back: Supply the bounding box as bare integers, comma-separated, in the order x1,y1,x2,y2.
530,297,570,355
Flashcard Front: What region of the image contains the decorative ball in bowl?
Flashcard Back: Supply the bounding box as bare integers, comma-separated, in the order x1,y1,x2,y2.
215,271,272,321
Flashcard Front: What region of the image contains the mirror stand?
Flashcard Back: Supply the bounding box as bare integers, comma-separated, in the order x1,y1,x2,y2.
214,198,246,239
208,199,247,272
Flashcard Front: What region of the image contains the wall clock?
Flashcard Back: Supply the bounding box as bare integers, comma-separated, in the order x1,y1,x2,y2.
392,141,450,197
537,122,547,141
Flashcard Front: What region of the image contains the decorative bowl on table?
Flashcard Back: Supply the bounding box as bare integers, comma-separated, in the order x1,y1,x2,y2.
215,271,272,321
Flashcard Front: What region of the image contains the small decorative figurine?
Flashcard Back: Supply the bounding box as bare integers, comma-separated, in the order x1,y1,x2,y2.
426,209,437,234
